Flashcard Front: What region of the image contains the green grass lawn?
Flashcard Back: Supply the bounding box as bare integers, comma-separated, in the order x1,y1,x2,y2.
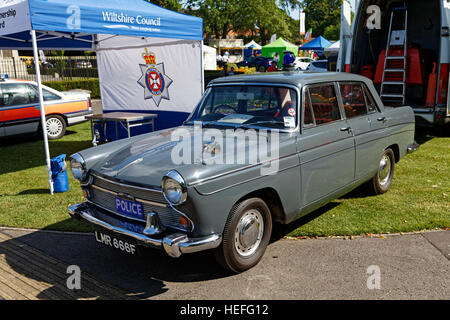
0,121,448,236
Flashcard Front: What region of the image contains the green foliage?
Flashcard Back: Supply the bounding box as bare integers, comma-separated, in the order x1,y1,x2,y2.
28,68,98,78
42,79,100,99
146,0,182,11
186,0,298,44
323,24,340,41
301,0,341,38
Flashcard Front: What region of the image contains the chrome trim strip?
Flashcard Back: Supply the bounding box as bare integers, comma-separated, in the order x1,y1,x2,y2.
90,184,167,208
194,162,300,196
68,203,222,256
91,173,163,193
188,153,298,186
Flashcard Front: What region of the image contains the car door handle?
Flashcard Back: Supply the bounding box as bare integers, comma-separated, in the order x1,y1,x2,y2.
340,126,352,132
377,116,386,122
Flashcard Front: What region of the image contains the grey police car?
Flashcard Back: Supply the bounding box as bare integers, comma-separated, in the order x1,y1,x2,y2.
68,72,418,272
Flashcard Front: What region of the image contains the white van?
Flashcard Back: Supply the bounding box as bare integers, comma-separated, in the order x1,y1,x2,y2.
339,0,449,127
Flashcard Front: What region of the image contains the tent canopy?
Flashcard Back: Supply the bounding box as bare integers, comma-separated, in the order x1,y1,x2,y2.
0,0,203,49
299,36,332,51
244,40,261,49
261,37,298,68
325,40,340,53
0,0,203,195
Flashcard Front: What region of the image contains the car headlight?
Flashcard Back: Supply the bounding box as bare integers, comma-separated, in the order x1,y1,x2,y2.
70,153,87,181
162,170,187,206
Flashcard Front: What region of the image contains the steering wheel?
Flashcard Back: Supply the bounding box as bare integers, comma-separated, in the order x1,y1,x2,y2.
211,104,237,114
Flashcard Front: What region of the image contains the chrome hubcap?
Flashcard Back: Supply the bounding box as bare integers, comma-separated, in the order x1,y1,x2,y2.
46,118,63,137
234,209,264,257
378,154,391,186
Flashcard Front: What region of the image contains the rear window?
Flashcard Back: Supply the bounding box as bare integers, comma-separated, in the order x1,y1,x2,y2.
307,84,342,125
339,83,368,119
313,61,327,69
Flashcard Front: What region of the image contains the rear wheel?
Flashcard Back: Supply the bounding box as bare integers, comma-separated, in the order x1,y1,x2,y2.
214,197,272,273
258,65,266,72
370,148,395,194
45,115,66,140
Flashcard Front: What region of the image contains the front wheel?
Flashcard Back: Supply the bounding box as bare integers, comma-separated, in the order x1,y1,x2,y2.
45,115,66,140
214,198,272,273
370,148,395,195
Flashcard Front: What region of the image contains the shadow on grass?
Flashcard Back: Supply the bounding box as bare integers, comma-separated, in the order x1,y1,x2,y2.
15,188,50,196
271,202,341,241
0,138,92,175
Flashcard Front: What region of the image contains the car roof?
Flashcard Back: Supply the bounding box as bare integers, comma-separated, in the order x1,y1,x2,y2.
209,71,372,87
0,79,35,84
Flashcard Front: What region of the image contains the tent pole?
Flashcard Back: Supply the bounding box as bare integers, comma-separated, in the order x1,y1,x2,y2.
31,29,54,195
200,40,204,94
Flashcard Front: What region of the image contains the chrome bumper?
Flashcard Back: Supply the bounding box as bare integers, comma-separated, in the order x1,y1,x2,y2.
68,202,222,258
407,142,420,154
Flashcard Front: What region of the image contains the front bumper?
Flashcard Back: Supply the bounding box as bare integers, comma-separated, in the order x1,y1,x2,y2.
68,202,222,258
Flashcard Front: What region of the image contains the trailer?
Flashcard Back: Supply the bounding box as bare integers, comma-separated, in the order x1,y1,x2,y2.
338,0,450,128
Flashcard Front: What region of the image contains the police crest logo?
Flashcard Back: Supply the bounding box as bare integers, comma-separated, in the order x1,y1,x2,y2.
137,48,173,106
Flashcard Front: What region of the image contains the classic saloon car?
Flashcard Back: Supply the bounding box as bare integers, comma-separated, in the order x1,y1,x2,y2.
68,72,418,272
0,79,92,140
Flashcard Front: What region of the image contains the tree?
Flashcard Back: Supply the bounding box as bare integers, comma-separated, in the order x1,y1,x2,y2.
185,0,249,40
323,25,340,41
185,0,298,44
301,0,341,38
146,0,182,12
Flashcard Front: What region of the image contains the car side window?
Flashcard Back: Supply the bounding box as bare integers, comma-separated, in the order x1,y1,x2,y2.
29,85,61,101
339,83,368,119
307,84,342,125
1,83,39,107
42,89,61,101
363,84,378,113
303,90,314,127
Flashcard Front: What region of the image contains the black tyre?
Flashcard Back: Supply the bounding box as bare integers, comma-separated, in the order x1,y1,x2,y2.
370,148,395,195
214,197,272,273
45,115,66,140
258,65,266,72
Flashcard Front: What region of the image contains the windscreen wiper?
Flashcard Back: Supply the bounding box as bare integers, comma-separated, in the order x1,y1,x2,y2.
239,120,286,130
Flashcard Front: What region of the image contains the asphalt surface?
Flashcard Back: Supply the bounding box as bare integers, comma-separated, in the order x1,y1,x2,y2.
0,227,448,300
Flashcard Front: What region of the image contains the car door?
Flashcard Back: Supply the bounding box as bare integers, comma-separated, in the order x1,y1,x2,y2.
338,81,377,180
297,82,355,207
0,97,4,137
1,83,40,137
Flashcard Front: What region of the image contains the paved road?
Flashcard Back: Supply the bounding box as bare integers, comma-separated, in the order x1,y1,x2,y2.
0,228,448,300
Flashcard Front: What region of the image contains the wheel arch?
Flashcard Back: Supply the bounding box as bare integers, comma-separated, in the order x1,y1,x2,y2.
386,144,400,163
235,187,285,224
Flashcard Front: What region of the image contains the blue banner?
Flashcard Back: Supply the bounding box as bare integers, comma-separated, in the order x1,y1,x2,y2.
28,0,203,40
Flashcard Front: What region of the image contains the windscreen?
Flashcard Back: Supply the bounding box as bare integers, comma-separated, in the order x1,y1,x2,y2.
187,85,298,129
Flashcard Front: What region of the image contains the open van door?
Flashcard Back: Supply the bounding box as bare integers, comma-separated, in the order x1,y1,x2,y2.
447,69,450,116
337,0,354,72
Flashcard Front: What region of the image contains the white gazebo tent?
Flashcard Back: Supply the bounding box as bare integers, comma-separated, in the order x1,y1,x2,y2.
0,0,203,194
244,40,262,49
202,44,217,70
325,40,340,53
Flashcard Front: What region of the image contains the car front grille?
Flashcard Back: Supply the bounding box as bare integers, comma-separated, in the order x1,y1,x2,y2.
87,174,188,231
